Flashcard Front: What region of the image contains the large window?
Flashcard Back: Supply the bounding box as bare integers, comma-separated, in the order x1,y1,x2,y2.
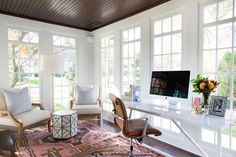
121,26,141,99
201,0,236,150
153,14,182,70
100,35,114,100
100,35,114,112
52,35,76,111
8,28,40,102
151,13,183,134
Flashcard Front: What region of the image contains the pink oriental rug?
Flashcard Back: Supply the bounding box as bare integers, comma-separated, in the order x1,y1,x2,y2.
12,121,164,157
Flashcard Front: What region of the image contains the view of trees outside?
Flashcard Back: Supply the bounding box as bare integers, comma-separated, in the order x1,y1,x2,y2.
52,35,76,111
153,14,182,71
8,28,40,102
121,26,141,99
202,0,236,150
151,13,182,133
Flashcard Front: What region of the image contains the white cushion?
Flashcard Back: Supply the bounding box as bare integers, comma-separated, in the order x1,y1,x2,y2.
72,104,100,114
76,85,98,105
3,88,32,115
0,109,50,128
0,90,7,111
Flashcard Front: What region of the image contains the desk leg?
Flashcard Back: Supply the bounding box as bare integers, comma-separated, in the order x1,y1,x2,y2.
217,129,222,157
100,102,104,137
129,109,133,119
171,120,209,157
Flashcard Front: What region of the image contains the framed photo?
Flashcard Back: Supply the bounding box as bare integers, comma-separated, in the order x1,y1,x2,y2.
208,96,227,117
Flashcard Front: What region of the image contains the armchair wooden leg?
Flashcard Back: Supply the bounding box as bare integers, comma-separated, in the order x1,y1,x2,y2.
17,125,23,147
48,118,51,132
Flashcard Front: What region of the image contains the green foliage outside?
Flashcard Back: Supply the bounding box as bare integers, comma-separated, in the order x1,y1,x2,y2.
54,103,69,111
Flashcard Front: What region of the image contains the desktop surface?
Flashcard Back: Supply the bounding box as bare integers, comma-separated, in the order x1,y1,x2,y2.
125,100,236,130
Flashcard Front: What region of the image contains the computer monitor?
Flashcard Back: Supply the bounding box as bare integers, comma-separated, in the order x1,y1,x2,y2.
150,71,190,99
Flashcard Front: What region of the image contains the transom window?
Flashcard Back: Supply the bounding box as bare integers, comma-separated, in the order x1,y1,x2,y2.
8,28,40,102
153,14,182,70
52,35,76,111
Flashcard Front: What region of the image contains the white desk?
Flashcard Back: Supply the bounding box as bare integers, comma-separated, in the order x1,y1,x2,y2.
124,101,236,157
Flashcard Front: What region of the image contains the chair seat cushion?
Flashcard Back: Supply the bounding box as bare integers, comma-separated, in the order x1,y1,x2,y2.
124,119,162,138
72,104,101,115
0,109,50,128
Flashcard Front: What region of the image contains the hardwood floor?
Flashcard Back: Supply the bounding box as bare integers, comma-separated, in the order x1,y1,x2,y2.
0,120,199,157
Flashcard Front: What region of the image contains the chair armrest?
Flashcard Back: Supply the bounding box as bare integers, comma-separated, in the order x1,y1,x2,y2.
97,98,101,107
0,110,23,127
142,117,148,137
70,99,75,109
32,103,45,110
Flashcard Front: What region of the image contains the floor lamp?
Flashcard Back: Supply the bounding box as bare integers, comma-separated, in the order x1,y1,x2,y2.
40,54,64,112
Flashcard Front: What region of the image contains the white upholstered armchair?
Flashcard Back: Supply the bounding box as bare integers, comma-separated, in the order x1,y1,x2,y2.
0,88,51,146
70,85,101,124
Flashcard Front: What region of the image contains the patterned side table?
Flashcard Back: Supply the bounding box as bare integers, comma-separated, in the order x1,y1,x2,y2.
52,110,78,139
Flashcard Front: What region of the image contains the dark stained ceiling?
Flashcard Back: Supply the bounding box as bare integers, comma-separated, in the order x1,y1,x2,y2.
0,0,170,31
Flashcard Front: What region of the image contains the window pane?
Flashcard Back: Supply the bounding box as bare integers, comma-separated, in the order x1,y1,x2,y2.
218,23,232,48
154,37,162,55
129,43,134,58
134,41,140,56
163,35,171,54
204,26,216,49
123,44,128,58
234,75,236,97
217,49,232,73
204,4,217,24
123,30,128,42
218,0,233,20
172,33,182,53
163,17,171,33
172,14,182,31
218,75,231,97
172,54,181,70
203,50,216,73
201,128,217,144
154,56,162,70
154,20,162,35
162,55,171,70
129,29,134,41
135,27,141,40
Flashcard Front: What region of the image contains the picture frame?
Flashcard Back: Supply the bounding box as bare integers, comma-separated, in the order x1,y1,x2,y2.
208,96,227,117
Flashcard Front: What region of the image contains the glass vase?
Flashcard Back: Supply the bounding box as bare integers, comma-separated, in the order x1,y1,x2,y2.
202,92,210,113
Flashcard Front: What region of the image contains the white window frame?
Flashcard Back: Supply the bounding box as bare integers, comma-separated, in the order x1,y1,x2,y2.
199,0,236,150
120,25,141,98
52,34,77,111
100,34,114,111
8,27,40,102
151,11,183,71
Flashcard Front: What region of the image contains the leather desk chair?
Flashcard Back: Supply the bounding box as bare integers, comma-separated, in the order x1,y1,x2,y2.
109,93,162,157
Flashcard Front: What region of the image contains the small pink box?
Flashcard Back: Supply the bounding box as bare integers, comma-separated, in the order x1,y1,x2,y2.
193,97,201,106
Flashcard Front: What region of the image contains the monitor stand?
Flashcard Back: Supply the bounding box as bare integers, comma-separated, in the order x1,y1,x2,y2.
164,97,181,110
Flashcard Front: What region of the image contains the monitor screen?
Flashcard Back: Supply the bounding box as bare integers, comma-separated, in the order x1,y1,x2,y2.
150,71,190,99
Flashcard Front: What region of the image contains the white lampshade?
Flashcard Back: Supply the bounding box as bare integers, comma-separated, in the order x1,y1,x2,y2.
40,54,64,72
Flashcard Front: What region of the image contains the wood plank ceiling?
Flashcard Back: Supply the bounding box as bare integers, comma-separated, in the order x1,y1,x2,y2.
0,0,170,31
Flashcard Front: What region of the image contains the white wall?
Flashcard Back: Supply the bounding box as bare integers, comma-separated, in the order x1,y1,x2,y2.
92,0,235,156
0,14,93,111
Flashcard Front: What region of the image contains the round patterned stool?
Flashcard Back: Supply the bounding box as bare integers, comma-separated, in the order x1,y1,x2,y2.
52,110,78,139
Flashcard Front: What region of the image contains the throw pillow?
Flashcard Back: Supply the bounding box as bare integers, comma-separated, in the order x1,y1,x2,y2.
76,85,97,105
3,87,32,115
